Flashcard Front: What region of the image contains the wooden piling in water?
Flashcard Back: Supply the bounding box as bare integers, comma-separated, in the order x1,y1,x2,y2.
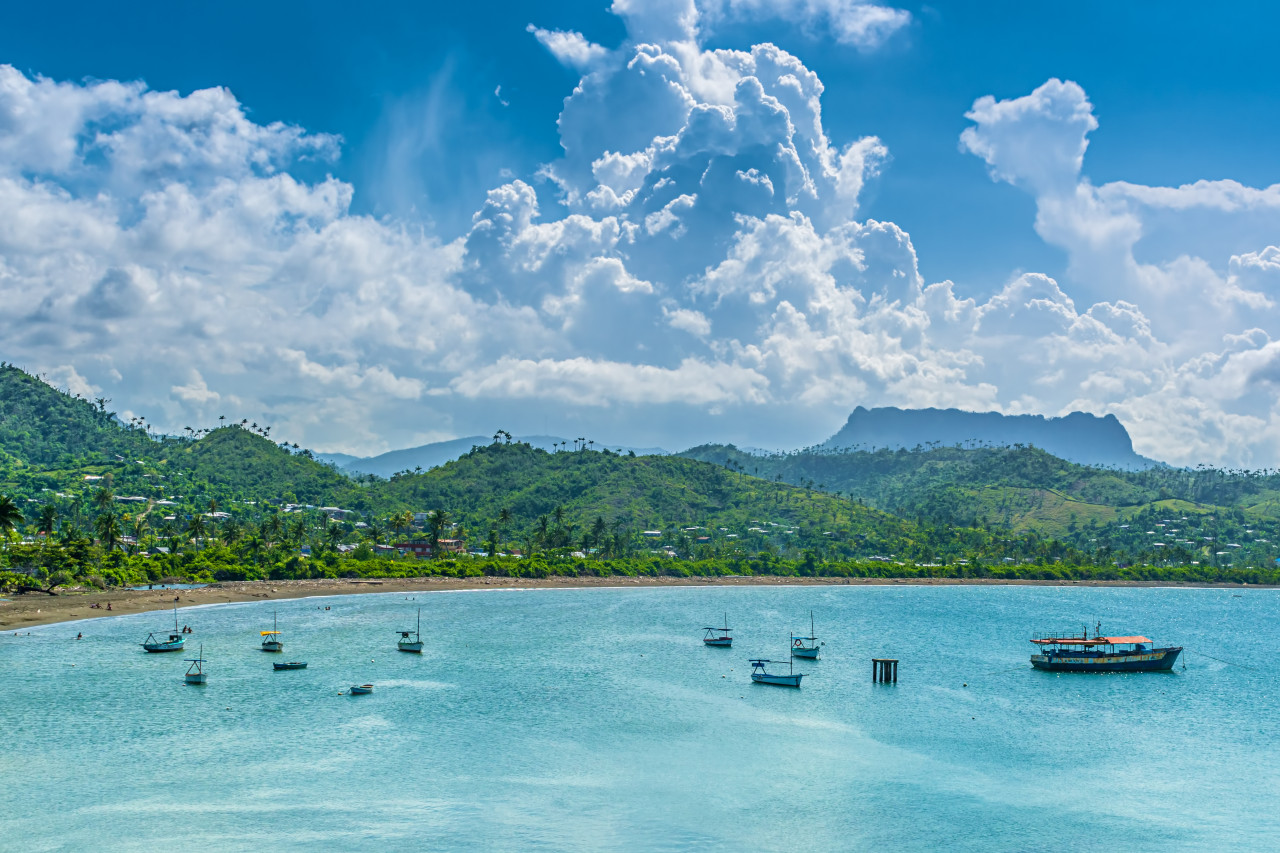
873,658,898,683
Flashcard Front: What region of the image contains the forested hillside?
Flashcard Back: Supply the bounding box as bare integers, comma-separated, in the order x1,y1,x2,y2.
3,363,1280,591
681,443,1280,568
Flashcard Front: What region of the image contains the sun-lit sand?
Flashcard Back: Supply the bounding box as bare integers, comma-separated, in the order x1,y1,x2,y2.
0,574,1261,632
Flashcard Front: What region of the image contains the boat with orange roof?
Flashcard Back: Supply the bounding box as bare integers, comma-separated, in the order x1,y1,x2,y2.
1030,624,1182,672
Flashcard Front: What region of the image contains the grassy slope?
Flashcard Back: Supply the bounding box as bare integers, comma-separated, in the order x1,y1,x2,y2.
370,442,925,550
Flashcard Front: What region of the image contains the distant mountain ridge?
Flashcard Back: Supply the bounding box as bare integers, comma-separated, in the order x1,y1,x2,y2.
318,435,669,478
822,406,1159,470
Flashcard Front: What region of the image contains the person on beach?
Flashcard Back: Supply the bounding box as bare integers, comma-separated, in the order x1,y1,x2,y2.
106,603,112,611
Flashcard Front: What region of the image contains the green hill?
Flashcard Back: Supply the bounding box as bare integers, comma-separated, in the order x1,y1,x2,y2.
369,440,941,558
680,443,1280,568
0,363,159,468
3,360,1279,580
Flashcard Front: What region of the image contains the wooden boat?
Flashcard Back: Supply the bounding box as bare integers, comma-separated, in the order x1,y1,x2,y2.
184,645,207,685
260,611,283,653
1031,624,1182,672
791,611,821,659
397,607,424,653
273,661,308,670
703,613,733,647
750,658,804,688
349,683,374,694
142,602,185,653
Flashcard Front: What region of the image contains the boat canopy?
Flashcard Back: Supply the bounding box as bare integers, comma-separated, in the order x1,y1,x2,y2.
260,631,281,636
1031,635,1151,646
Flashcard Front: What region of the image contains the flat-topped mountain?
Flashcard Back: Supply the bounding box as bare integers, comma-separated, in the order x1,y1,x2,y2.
823,406,1158,470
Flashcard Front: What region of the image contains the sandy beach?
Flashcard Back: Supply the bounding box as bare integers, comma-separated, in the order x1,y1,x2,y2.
0,574,1265,632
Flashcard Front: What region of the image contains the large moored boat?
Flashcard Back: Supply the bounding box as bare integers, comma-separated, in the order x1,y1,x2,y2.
1030,626,1182,672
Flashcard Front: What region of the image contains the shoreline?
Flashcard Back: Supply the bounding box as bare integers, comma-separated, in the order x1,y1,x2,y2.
1,575,1272,632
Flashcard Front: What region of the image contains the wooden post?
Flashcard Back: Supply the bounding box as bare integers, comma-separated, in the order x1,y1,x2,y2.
872,658,899,683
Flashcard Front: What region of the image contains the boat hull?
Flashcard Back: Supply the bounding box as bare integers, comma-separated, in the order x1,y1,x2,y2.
751,673,804,687
350,685,374,694
1031,647,1182,672
185,674,207,685
273,662,308,670
142,643,184,653
261,642,284,653
397,642,424,653
703,638,732,647
791,647,819,659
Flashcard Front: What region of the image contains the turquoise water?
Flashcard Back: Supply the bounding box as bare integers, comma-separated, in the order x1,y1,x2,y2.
2,585,1278,851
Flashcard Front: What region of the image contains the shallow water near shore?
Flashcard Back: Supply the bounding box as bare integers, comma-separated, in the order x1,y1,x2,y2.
2,585,1278,851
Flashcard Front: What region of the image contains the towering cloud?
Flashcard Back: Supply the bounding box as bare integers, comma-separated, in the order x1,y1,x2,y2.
0,3,1277,466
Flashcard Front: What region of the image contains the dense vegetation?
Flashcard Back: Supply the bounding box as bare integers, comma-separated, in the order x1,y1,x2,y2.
2,362,1278,592
682,443,1280,570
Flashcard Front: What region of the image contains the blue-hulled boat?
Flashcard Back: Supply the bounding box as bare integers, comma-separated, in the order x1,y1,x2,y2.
260,611,283,653
1031,626,1182,672
791,611,821,660
184,645,207,685
750,658,803,688
273,661,308,670
141,602,185,653
349,683,374,695
397,608,424,653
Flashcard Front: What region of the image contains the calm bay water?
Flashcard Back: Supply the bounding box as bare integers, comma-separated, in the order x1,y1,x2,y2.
2,585,1278,852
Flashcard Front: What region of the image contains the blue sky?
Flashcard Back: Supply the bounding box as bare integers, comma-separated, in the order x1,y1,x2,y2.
1,1,1278,464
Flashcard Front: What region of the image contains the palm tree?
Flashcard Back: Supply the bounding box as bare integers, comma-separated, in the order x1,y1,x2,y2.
390,511,413,542
187,514,207,549
325,522,343,553
0,495,23,550
365,522,385,546
222,518,243,548
130,516,149,555
288,516,308,546
590,516,607,553
37,504,57,538
427,509,451,558
94,487,115,512
264,512,284,544
536,514,549,552
95,512,122,552
487,526,499,557
553,505,565,527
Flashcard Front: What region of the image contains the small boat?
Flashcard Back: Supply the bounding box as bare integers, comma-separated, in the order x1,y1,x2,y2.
261,611,283,653
1031,624,1182,672
273,661,308,670
184,645,207,685
703,613,733,647
142,602,185,653
791,611,821,660
398,607,424,653
349,684,374,695
750,658,804,688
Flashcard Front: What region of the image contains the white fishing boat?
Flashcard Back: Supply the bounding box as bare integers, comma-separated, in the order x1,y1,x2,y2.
397,607,424,653
791,611,822,660
750,658,804,688
260,611,283,653
141,601,185,653
184,645,207,685
349,683,374,695
703,613,733,647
